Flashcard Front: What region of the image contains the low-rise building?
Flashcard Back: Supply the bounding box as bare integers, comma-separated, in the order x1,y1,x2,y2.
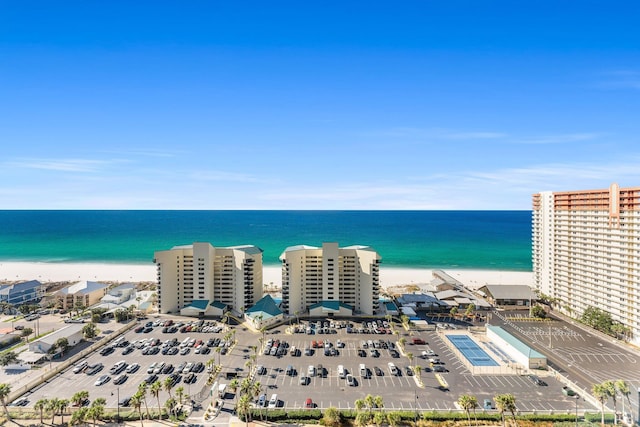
478,284,535,309
0,280,43,306
56,281,110,310
245,295,283,329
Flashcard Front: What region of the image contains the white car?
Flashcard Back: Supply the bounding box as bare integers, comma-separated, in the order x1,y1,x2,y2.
94,375,111,386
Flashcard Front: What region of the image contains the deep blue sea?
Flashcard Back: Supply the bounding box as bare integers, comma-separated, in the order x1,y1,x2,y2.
0,211,532,270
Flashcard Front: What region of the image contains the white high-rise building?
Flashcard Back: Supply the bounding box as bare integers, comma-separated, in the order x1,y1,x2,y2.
280,242,381,316
154,242,263,314
533,183,640,345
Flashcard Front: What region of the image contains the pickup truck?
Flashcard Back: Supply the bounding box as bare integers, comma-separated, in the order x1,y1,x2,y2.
562,386,577,397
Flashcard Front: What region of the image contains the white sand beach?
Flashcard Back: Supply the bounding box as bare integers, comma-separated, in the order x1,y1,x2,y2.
0,261,533,289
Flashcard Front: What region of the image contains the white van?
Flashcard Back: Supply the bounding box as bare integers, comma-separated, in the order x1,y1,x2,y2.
268,394,278,408
359,363,368,378
338,365,346,379
308,365,316,377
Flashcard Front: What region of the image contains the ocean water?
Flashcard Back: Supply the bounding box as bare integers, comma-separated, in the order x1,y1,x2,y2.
0,210,532,270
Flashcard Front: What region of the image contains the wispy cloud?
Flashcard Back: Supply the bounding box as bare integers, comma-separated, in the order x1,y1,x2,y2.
596,70,640,90
362,127,507,140
4,158,114,173
513,133,601,145
189,170,266,184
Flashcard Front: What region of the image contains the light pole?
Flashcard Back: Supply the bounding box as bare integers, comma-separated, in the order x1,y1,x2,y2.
574,394,579,427
117,387,120,425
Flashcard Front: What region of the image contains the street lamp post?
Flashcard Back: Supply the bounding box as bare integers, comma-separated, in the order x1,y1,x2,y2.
575,394,580,427
117,387,120,425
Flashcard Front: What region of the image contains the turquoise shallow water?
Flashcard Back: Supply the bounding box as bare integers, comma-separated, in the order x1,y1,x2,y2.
0,210,532,270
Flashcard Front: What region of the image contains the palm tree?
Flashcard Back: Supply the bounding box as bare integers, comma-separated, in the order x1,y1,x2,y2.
592,383,609,426
414,365,422,377
47,397,60,424
602,381,617,424
138,382,151,419
616,380,631,423
236,394,252,427
71,390,89,409
57,398,70,425
458,394,479,426
364,394,375,418
494,393,516,427
164,397,177,419
407,352,414,367
130,392,144,427
175,386,185,404
323,406,341,427
150,380,162,419
398,337,406,350
0,383,11,420
373,395,384,413
355,398,366,412
228,378,240,396
88,398,106,427
35,398,49,424
163,376,175,400
69,406,88,427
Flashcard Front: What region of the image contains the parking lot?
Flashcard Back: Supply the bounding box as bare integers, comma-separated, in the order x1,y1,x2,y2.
22,318,230,411
10,314,603,415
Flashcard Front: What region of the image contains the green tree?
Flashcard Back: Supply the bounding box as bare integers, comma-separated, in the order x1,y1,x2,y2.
0,383,11,420
465,303,476,319
602,380,617,424
130,392,144,427
355,411,370,426
530,305,546,319
163,376,175,400
20,328,33,340
82,322,98,339
236,394,252,427
0,352,19,367
35,398,49,424
57,398,70,425
373,411,386,426
138,382,151,419
91,313,102,324
322,407,341,427
69,406,88,427
150,380,162,419
55,337,70,354
592,382,609,426
387,411,402,427
616,380,631,422
71,390,89,408
88,398,106,427
494,393,517,427
175,386,185,404
46,398,60,424
458,394,479,426
164,397,177,419
450,306,459,318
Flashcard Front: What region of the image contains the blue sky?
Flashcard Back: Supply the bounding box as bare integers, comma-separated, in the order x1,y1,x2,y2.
1,1,639,210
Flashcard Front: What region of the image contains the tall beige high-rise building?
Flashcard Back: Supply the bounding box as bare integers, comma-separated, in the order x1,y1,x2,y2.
154,242,263,314
532,183,640,346
280,242,381,316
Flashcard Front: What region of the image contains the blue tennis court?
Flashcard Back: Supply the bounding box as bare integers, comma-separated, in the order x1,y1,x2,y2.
446,334,499,366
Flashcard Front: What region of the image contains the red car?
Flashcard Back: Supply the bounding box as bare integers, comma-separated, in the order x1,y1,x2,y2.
305,398,313,408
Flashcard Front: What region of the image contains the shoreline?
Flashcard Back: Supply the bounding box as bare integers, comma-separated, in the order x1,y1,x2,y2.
0,261,533,289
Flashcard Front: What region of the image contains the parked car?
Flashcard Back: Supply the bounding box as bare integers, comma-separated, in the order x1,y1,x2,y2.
94,375,111,386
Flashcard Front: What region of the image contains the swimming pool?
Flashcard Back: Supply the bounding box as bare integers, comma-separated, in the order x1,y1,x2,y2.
446,334,499,366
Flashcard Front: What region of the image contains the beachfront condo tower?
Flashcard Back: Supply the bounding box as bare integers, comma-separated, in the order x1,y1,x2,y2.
154,242,263,315
532,183,640,346
280,242,381,316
